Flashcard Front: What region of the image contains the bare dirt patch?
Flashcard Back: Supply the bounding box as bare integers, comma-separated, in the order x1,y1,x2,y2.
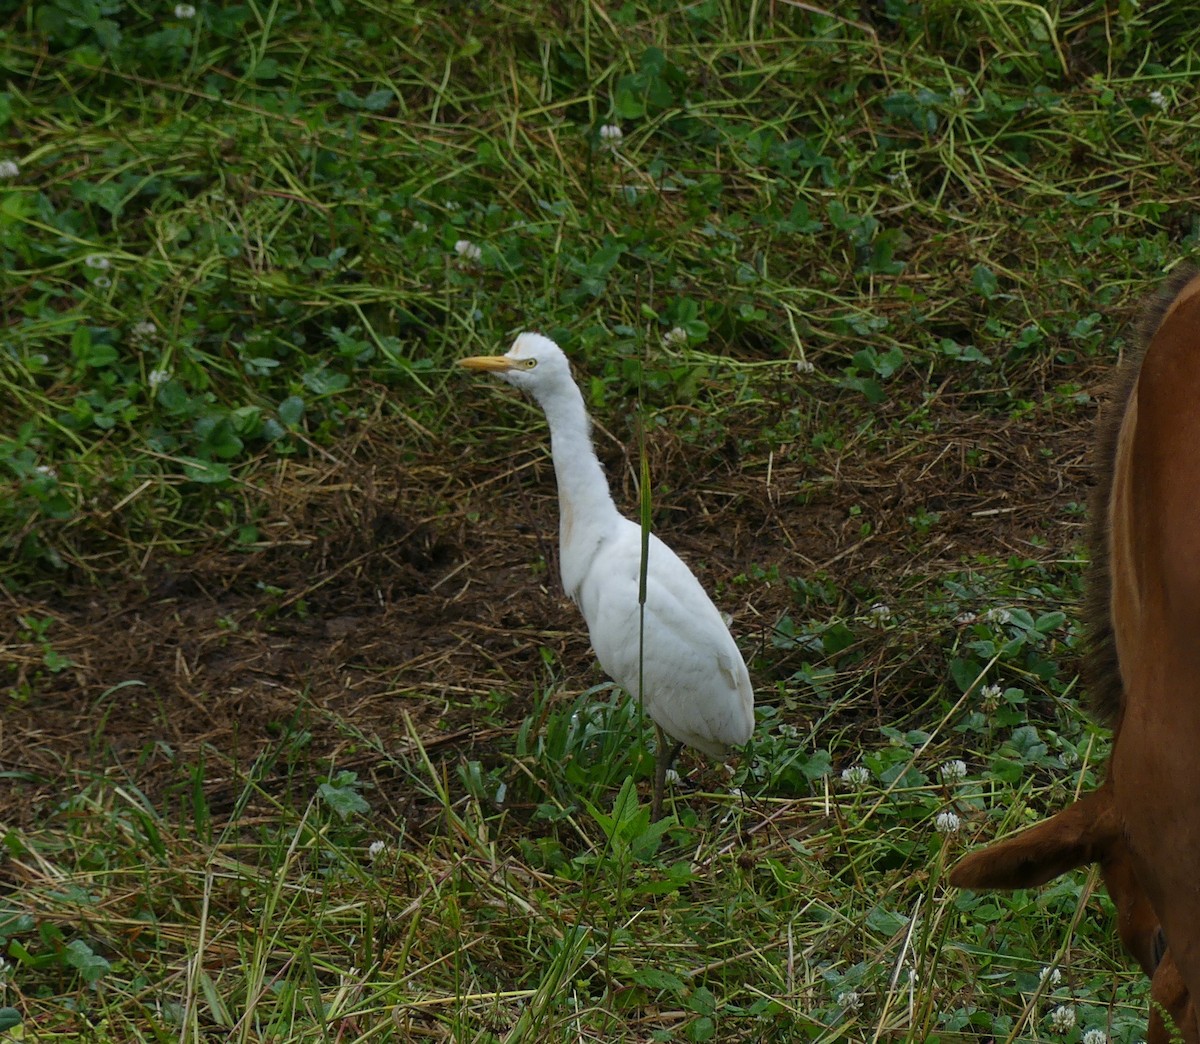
1,367,1106,830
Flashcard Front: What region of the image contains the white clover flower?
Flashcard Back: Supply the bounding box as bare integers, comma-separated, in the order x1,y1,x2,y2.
1059,747,1080,768
867,603,892,625
0,160,18,179
1040,965,1063,987
1048,1004,1076,1033
1082,1030,1107,1044
1149,89,1167,110
794,359,815,374
934,810,961,834
887,170,911,190
411,220,428,232
841,765,870,788
454,239,482,262
131,320,158,342
980,683,1003,712
34,464,57,478
662,326,688,347
92,276,112,289
984,607,1012,625
939,759,967,784
954,610,978,625
174,3,196,17
367,840,386,861
147,367,172,389
84,254,111,270
777,722,800,740
598,123,624,146
837,989,862,1012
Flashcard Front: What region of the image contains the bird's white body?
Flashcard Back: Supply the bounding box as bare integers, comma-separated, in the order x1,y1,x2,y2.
460,334,754,764
568,519,753,755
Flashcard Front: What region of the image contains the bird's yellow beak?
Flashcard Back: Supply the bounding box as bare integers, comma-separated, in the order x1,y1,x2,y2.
458,355,515,373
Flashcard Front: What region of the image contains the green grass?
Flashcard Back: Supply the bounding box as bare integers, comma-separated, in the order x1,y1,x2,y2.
3,0,1198,1040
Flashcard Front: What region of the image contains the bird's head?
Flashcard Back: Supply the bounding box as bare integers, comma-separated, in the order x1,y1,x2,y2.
458,333,574,398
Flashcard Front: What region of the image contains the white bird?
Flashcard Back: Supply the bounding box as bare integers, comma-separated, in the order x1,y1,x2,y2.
459,333,755,819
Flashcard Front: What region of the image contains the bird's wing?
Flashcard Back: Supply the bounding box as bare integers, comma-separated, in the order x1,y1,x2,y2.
576,523,754,754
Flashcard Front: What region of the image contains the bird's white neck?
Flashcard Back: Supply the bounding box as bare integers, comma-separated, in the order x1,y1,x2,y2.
533,378,621,548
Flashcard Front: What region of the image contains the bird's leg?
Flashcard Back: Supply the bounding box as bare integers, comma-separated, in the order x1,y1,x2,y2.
651,725,684,821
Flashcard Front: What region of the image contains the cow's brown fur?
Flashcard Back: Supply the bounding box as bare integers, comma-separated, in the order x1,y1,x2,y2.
1083,267,1199,726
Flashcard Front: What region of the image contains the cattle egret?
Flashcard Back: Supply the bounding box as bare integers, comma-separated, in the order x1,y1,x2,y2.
459,334,755,819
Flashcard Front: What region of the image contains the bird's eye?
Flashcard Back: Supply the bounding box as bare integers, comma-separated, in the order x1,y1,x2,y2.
523,358,537,368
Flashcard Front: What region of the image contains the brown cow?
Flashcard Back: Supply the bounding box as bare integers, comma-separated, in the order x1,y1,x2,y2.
951,269,1200,1043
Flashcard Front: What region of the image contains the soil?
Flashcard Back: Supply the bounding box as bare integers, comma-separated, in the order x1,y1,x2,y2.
0,364,1107,833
